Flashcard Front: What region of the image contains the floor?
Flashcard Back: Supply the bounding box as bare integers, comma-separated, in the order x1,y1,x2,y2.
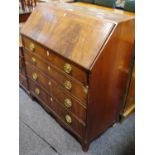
19,88,135,155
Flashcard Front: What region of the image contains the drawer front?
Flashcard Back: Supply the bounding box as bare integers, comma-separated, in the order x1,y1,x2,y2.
28,78,85,137
28,78,50,108
19,74,28,89
26,62,86,121
48,79,86,122
26,62,49,91
48,96,85,137
22,36,88,85
26,61,87,103
19,56,22,71
24,50,88,102
19,56,26,76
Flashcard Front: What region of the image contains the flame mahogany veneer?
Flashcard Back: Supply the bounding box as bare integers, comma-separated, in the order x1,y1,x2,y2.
20,2,135,151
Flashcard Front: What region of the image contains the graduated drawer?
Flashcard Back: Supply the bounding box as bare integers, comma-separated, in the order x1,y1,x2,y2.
49,95,85,138
25,61,88,103
26,62,49,92
26,62,86,121
22,36,88,85
28,78,51,108
28,78,85,138
48,78,86,123
24,50,88,102
19,73,28,89
19,56,26,77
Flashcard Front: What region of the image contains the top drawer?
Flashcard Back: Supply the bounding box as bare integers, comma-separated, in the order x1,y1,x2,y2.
22,36,88,85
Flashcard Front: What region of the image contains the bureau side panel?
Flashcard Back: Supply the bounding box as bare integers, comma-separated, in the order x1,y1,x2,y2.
121,63,135,118
87,19,135,141
19,46,29,93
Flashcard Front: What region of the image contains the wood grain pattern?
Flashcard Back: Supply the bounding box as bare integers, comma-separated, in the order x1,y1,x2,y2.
28,77,86,138
21,2,135,151
23,49,88,102
27,67,87,122
86,19,135,144
49,81,87,123
21,3,115,69
25,61,88,102
22,36,88,84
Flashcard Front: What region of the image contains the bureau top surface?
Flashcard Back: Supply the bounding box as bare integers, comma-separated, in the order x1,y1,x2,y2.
21,2,134,70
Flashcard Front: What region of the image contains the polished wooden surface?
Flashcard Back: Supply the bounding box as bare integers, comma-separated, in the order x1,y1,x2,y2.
25,61,88,102
21,2,135,151
28,77,86,138
20,73,28,90
19,45,29,92
21,2,115,70
22,36,88,84
26,62,87,122
122,64,135,118
87,19,135,143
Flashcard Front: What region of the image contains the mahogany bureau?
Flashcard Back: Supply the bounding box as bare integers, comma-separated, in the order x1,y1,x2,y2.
20,2,135,151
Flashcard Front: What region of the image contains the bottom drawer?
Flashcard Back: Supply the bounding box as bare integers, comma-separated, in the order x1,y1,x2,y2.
20,74,28,90
28,78,85,138
49,96,85,138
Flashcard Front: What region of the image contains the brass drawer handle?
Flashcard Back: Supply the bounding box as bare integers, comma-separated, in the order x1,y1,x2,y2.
32,73,38,80
29,43,35,52
31,57,36,64
35,88,40,95
64,63,72,74
64,80,72,90
65,114,72,124
64,98,72,108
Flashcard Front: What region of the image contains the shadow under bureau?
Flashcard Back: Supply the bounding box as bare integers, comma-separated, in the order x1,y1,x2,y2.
20,2,135,151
